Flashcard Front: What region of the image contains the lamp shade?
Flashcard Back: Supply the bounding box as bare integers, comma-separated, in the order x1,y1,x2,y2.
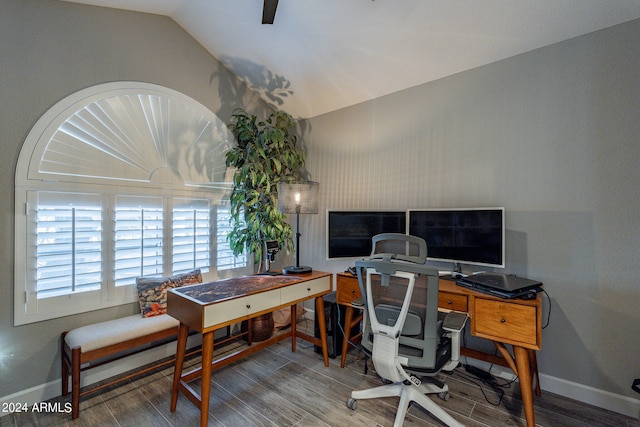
278,181,319,214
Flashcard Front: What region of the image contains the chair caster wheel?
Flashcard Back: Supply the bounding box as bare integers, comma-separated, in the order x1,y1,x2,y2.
438,391,450,401
346,397,357,410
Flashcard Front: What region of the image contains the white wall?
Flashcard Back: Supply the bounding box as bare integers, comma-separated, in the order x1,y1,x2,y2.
299,19,640,416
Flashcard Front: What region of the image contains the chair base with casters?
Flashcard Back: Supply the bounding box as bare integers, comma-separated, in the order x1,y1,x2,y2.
347,377,458,427
345,233,468,427
346,312,467,427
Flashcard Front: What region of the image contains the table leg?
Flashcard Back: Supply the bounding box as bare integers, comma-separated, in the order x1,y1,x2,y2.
199,331,215,427
528,349,542,397
514,345,535,427
315,295,329,367
290,304,297,352
341,305,354,368
170,322,189,412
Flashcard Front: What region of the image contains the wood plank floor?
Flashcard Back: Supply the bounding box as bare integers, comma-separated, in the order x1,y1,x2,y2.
2,318,638,427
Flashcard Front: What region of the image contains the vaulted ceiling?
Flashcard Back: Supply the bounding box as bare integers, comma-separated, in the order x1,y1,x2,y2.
62,0,640,119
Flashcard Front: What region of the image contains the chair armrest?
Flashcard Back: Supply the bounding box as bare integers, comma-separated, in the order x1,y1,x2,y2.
442,311,468,332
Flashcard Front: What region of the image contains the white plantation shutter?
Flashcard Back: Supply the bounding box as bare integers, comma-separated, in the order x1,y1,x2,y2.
172,198,211,274
35,193,102,298
215,205,247,271
114,197,164,286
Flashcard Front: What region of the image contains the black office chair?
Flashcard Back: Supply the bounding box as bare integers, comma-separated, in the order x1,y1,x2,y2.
346,233,467,427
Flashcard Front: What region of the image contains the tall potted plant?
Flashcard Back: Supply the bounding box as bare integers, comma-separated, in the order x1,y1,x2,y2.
225,108,306,272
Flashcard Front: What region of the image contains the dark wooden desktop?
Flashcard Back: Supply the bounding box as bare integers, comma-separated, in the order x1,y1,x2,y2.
336,272,542,427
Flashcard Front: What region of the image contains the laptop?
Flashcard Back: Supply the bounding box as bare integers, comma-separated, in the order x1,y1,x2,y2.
456,273,542,299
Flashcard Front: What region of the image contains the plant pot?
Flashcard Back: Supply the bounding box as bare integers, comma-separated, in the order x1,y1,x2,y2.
243,312,274,342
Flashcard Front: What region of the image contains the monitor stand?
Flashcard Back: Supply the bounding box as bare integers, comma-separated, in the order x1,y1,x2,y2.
452,262,462,274
439,262,471,279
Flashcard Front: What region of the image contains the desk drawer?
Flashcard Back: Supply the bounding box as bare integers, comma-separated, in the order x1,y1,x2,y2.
281,276,330,304
336,275,361,305
203,288,281,328
438,291,468,312
472,298,539,348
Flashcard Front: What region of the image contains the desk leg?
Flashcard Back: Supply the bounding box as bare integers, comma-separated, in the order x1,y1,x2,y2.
514,346,535,427
291,304,297,353
170,322,189,412
529,349,542,397
199,331,214,427
315,295,329,367
341,306,354,368
494,342,536,426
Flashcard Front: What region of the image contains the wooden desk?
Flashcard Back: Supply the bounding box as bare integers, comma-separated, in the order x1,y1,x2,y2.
336,272,542,427
168,271,332,427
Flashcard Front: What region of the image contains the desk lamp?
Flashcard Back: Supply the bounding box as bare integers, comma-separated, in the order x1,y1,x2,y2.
278,181,319,274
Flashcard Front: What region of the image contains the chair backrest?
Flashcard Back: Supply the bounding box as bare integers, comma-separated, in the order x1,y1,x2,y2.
356,233,443,371
369,232,427,264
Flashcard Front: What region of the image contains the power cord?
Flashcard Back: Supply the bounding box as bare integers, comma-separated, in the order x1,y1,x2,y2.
335,301,364,349
541,288,551,329
451,364,515,406
456,344,518,407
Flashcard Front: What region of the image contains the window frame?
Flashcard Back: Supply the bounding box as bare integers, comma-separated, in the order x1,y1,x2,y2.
14,82,249,326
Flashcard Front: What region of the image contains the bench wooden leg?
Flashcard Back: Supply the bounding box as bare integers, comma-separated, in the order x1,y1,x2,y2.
71,346,81,419
61,360,69,396
61,333,69,396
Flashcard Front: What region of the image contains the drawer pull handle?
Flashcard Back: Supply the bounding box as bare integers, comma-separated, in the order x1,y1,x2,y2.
246,304,251,309
307,287,311,291
447,300,453,304
500,318,506,323
351,290,355,293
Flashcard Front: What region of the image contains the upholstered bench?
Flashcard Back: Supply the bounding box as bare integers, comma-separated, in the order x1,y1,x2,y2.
61,314,186,418
61,269,204,419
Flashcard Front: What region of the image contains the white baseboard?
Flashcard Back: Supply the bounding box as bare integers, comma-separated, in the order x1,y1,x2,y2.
539,373,640,419
0,335,201,418
303,309,315,320
0,379,61,418
463,358,640,419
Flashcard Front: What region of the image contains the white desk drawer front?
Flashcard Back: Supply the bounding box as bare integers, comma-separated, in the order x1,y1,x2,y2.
281,276,330,304
203,288,281,327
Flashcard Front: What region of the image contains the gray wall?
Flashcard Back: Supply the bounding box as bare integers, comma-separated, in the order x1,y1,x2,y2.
0,0,270,398
301,18,640,407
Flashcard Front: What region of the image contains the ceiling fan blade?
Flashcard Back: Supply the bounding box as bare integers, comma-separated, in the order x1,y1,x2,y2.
262,0,279,24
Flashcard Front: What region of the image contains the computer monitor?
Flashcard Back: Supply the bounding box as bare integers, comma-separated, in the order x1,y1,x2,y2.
327,210,406,259
408,208,505,271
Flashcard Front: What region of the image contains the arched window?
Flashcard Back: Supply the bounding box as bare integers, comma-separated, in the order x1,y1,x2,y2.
14,82,249,325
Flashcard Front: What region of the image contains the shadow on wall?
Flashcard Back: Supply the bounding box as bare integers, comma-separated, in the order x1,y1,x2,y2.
208,55,313,174
209,55,293,118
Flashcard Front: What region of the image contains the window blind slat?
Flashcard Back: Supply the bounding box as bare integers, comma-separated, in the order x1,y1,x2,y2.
172,201,211,274
113,198,164,286
215,205,246,271
35,199,102,299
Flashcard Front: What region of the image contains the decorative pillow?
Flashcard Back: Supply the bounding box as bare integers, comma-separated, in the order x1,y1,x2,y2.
136,269,202,318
